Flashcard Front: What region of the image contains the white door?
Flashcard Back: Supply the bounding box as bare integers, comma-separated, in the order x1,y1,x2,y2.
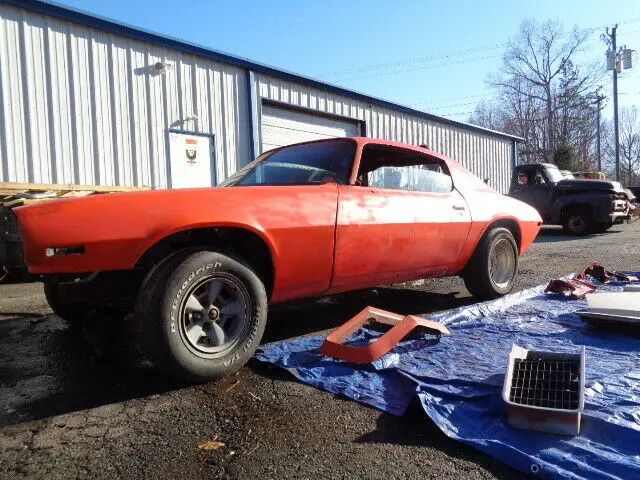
261,105,360,153
168,131,215,188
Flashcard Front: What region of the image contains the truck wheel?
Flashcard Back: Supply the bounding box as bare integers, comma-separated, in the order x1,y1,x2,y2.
463,227,518,301
596,222,614,233
562,207,594,235
137,251,268,383
44,282,95,326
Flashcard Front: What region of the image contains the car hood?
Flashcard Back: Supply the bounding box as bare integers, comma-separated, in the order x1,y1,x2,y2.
555,179,626,194
14,184,340,273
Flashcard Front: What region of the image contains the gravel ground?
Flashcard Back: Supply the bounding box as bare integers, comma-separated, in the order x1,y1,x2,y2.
0,222,638,479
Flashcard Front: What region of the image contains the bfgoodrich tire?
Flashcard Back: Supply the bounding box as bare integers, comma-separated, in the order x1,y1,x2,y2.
137,251,268,383
462,227,518,301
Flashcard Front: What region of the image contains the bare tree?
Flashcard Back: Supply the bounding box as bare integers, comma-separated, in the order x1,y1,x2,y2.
468,100,506,131
602,107,640,186
618,107,640,186
490,19,593,162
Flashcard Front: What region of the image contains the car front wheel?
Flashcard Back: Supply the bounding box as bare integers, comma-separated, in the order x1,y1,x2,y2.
462,227,518,301
562,207,594,235
136,251,268,383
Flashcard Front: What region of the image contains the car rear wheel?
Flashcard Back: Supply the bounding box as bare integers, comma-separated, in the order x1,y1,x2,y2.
462,227,518,301
562,207,594,235
43,281,95,325
136,250,268,383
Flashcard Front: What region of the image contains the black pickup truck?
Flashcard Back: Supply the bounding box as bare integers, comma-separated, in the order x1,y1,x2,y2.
508,163,631,235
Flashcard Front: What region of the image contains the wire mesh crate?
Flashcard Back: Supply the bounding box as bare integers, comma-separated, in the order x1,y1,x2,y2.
502,345,585,436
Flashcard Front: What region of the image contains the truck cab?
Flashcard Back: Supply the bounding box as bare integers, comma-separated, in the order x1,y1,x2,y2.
509,163,630,235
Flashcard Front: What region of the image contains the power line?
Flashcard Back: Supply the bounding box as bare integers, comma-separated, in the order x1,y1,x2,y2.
330,54,500,81
324,17,640,79
619,17,640,25
426,101,480,111
323,18,640,79
437,110,474,117
411,93,493,106
320,44,505,78
586,17,640,33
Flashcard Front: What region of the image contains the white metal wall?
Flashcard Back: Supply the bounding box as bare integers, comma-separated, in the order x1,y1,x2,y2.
0,3,514,192
0,3,251,188
256,76,514,193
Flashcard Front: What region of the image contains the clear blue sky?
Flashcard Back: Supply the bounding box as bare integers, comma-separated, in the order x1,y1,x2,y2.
52,0,640,121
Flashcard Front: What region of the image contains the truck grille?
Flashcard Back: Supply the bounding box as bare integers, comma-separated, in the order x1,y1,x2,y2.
613,200,628,212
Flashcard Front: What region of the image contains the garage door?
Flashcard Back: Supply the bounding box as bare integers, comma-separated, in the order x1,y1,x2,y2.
261,104,361,153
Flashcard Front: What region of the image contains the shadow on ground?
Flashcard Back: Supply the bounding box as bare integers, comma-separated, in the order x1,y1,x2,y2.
0,285,473,428
0,313,184,428
534,226,623,244
263,286,474,343
246,361,525,479
355,400,527,479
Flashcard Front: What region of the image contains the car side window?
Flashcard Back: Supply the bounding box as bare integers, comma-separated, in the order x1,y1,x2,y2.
358,145,453,194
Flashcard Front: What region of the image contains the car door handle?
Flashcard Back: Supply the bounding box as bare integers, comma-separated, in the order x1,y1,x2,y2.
452,205,466,211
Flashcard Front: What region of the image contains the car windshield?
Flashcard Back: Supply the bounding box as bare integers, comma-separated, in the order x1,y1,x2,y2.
220,139,356,187
545,166,565,183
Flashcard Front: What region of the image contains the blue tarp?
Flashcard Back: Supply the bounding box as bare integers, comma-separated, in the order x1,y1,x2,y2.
255,278,640,479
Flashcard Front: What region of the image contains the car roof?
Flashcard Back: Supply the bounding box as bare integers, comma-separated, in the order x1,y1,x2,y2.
515,163,557,170
271,136,455,165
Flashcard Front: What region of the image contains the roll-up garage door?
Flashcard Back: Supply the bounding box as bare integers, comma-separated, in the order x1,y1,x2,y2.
261,104,361,153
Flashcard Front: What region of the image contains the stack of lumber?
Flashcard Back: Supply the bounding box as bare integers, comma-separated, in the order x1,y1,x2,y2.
0,182,150,207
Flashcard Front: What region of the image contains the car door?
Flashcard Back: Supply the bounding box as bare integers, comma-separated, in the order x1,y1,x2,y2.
510,170,554,221
329,146,471,292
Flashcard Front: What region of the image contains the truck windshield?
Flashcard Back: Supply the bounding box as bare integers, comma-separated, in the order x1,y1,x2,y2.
220,139,356,186
545,166,565,183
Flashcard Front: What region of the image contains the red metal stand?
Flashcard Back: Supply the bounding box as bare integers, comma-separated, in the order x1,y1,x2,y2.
320,306,450,364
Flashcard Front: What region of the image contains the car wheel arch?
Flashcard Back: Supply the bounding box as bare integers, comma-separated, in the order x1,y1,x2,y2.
559,203,593,221
459,217,521,274
134,225,277,299
480,217,521,252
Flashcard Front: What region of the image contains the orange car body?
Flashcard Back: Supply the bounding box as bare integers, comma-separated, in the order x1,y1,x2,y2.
15,138,541,304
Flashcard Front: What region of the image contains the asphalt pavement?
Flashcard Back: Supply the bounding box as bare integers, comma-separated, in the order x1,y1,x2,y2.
1,222,638,479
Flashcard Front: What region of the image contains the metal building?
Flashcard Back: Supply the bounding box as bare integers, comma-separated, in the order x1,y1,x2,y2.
0,0,521,193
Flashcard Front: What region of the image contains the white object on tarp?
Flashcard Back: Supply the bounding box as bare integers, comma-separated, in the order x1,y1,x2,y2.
585,292,640,315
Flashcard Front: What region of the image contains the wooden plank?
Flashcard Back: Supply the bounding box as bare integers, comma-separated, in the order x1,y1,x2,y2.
0,182,150,193
0,182,153,208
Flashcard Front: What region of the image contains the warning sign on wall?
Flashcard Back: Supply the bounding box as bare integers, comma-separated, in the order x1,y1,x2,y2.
168,131,215,188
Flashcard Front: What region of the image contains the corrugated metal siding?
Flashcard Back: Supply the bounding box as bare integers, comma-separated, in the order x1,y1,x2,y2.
256,75,514,193
0,3,250,188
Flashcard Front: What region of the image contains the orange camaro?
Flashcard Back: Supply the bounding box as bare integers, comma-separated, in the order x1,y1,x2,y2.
15,138,542,381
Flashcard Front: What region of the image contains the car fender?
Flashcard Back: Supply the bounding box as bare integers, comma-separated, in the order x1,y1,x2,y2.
132,220,279,272
551,193,612,224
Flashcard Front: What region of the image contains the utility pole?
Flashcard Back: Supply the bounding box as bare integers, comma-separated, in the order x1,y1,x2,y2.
612,26,620,181
604,25,635,182
603,26,620,180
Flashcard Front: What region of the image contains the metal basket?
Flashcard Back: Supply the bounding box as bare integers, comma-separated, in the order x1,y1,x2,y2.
502,344,585,436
